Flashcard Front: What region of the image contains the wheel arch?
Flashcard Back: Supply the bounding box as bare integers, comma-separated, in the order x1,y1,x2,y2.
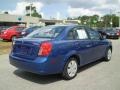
109,45,112,52
69,54,80,66
64,53,81,66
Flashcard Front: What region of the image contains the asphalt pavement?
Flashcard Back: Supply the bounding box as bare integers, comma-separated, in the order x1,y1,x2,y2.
0,40,120,90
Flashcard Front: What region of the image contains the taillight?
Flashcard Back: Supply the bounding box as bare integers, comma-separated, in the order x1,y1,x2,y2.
117,33,119,35
38,42,52,56
3,31,7,34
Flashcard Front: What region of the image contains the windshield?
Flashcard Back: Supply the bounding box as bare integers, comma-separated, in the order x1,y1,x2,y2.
6,27,14,30
26,26,66,39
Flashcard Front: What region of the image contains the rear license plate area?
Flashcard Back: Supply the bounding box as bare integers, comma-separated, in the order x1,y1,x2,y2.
13,45,32,55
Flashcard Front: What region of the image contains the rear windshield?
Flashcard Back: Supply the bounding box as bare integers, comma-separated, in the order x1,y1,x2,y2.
106,30,116,33
6,27,14,30
24,26,41,31
26,26,66,39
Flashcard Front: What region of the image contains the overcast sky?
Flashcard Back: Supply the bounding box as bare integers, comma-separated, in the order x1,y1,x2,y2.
0,0,120,19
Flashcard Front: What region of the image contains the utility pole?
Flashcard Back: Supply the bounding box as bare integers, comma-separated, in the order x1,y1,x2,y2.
118,12,120,28
30,3,33,17
110,9,113,28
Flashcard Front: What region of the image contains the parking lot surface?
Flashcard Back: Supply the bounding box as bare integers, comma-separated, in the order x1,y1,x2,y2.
0,40,120,90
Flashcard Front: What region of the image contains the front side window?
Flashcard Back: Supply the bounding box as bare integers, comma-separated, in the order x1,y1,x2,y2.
88,30,100,40
17,27,25,31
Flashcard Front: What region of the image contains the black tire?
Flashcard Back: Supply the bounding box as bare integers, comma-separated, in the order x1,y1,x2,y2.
104,48,112,61
62,57,78,80
116,37,119,39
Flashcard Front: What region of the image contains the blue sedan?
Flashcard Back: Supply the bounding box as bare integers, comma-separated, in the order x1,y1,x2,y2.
9,25,112,80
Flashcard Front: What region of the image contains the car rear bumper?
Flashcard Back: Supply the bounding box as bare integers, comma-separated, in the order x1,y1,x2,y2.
9,54,62,75
9,55,50,75
107,35,119,39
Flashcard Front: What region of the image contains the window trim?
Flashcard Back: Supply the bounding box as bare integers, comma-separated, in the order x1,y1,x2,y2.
66,29,75,40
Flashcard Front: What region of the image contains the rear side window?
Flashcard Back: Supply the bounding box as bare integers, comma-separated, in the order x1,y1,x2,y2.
67,28,88,40
76,29,88,39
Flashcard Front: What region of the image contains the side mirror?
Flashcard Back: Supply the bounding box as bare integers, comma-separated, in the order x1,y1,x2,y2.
100,35,106,40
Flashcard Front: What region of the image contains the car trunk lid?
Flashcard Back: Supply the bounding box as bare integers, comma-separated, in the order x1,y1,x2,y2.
12,38,52,60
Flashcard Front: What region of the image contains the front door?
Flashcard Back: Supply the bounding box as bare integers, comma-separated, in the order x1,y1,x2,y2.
87,30,106,61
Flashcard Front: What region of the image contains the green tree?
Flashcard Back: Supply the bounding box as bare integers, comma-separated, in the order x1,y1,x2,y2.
112,14,119,27
102,14,119,28
4,11,9,14
80,15,89,25
90,15,99,27
25,5,42,18
67,14,119,28
102,15,111,28
31,10,42,18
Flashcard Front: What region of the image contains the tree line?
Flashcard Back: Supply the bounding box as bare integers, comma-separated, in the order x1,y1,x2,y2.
67,14,119,28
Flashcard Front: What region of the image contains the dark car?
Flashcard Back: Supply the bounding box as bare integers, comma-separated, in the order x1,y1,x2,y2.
98,29,119,39
105,29,119,39
9,25,112,80
21,26,42,37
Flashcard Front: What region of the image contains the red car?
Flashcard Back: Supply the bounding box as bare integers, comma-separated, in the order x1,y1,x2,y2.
0,26,25,41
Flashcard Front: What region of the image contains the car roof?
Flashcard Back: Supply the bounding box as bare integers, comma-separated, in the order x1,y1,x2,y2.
48,24,85,28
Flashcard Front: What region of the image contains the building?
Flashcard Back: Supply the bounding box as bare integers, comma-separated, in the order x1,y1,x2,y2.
0,14,79,27
0,14,39,27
